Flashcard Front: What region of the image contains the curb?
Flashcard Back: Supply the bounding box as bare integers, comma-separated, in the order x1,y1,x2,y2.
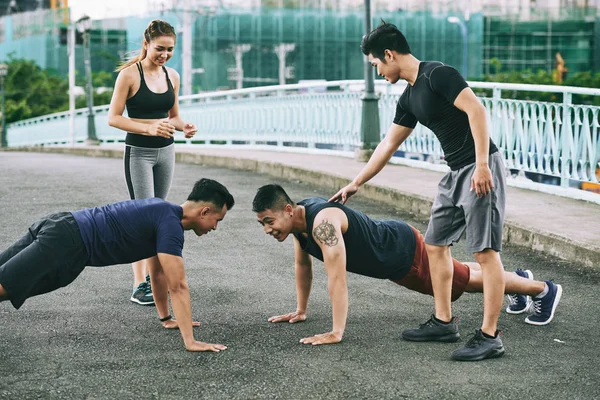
6,146,600,270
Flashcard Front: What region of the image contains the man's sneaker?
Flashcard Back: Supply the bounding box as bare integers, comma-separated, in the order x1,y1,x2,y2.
130,281,154,306
451,329,505,361
401,315,460,342
525,280,563,326
506,269,533,314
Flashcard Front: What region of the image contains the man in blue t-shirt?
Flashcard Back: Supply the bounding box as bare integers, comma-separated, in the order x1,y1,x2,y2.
253,185,562,348
330,22,516,361
0,178,234,353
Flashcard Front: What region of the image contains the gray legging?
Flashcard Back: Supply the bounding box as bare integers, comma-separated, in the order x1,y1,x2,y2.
124,144,175,200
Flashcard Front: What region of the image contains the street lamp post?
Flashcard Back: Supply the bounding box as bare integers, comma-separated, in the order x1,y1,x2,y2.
0,63,7,148
448,16,468,79
76,15,100,145
357,0,380,161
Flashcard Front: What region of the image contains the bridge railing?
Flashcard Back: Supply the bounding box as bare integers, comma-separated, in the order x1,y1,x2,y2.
7,80,600,191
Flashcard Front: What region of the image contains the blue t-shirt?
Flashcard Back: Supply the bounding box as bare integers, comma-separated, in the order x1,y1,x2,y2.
71,198,184,266
293,197,416,280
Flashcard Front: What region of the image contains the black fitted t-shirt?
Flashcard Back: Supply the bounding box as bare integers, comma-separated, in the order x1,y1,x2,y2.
393,61,498,170
293,197,416,280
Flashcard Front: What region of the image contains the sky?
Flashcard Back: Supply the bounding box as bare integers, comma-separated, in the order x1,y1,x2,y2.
68,0,157,21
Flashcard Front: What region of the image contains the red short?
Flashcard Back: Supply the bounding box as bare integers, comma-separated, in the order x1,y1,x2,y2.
390,227,470,302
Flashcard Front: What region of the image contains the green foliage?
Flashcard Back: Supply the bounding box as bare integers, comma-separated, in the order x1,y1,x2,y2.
2,57,114,124
474,66,600,105
3,57,70,122
75,90,113,108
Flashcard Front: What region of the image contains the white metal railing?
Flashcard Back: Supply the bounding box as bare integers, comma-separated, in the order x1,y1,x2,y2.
6,80,600,193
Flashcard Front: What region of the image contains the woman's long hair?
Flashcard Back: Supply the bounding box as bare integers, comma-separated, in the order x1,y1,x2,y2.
115,19,176,72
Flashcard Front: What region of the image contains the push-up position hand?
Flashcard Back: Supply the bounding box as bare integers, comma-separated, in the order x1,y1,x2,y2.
268,310,307,324
299,331,343,346
162,318,201,329
185,341,227,352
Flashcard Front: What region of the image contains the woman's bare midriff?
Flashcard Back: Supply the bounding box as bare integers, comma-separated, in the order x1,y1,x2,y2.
130,117,168,126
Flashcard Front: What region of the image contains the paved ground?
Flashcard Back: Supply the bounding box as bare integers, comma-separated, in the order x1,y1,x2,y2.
0,152,599,399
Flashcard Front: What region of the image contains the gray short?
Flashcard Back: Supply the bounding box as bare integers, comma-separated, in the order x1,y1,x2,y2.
423,152,506,254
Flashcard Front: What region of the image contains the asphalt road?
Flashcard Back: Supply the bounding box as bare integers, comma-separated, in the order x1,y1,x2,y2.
0,152,598,399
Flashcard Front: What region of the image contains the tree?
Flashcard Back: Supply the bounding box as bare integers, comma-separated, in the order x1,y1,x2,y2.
3,57,70,123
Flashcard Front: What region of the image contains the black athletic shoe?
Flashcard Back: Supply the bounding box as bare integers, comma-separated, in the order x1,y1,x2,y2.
130,281,154,306
451,329,505,361
401,314,460,342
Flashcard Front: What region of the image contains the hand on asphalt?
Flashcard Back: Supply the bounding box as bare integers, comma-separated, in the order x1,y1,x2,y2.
185,341,227,352
299,331,343,346
268,311,307,323
162,319,201,329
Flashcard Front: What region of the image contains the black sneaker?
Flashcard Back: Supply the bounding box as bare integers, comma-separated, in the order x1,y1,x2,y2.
451,329,505,361
130,281,154,306
401,314,460,342
506,269,533,314
525,280,563,326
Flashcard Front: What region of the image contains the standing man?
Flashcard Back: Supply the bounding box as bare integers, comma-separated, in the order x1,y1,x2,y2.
330,22,507,361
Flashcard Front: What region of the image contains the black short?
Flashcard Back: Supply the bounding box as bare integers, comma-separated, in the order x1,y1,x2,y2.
0,212,89,309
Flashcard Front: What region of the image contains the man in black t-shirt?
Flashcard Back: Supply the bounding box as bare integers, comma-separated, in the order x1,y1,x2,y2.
330,22,513,361
255,185,561,347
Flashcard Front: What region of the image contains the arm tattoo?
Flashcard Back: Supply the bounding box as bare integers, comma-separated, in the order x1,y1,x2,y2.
313,219,339,247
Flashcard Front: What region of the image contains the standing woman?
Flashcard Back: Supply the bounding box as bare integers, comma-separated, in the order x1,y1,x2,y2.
108,19,197,305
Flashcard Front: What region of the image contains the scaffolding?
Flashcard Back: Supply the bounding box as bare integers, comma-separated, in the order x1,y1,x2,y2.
0,4,598,93
483,15,596,74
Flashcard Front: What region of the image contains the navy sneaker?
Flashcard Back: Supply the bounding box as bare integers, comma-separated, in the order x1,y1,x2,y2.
130,281,154,306
506,269,533,314
451,329,505,361
525,280,562,326
401,315,460,342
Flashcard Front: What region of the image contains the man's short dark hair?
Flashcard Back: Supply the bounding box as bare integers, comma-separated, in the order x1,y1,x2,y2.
361,21,411,61
252,184,294,213
188,178,235,210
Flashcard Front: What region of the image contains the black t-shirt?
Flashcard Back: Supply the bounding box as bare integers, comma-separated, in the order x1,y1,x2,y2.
393,61,498,170
293,197,416,280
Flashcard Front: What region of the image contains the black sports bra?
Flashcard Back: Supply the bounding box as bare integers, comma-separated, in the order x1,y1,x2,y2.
125,62,175,119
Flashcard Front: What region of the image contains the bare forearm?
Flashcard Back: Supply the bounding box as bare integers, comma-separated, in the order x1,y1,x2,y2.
328,275,348,335
108,115,149,135
170,287,195,346
151,271,170,319
295,263,313,313
352,139,397,186
168,116,186,131
469,108,490,166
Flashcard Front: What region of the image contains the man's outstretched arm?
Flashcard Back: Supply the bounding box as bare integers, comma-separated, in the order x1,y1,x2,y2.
147,255,200,330
329,123,413,204
268,237,313,323
157,253,227,352
299,209,348,345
